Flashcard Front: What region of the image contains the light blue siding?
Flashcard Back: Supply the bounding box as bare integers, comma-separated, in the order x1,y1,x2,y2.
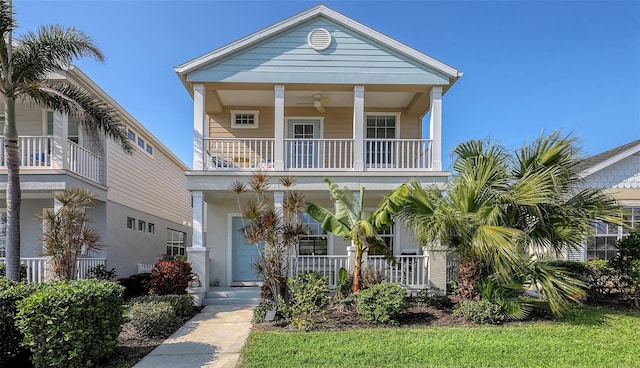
186,17,450,85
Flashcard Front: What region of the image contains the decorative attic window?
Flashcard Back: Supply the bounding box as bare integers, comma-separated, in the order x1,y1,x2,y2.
307,28,332,51
231,110,259,129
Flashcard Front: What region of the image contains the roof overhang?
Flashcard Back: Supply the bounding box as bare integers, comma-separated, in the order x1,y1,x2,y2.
580,143,640,178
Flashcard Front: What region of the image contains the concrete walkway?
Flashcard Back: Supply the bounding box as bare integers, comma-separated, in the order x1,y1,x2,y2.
133,304,255,368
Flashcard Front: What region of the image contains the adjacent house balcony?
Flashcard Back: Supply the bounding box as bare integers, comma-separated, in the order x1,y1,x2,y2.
204,137,432,171
0,136,102,183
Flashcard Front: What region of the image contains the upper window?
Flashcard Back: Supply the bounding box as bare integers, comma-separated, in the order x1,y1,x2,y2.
127,129,136,142
138,220,146,232
137,137,145,149
126,217,135,230
231,110,259,129
587,207,640,260
128,128,154,156
166,229,187,256
366,114,397,139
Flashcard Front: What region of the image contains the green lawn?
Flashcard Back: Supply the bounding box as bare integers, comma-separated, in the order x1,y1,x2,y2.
238,306,640,368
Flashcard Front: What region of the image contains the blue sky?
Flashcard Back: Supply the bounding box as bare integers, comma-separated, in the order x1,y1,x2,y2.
15,1,640,169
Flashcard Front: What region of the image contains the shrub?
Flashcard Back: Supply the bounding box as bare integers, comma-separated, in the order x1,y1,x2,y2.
453,300,506,325
117,273,151,298
547,260,622,301
131,294,194,316
0,279,43,362
253,300,277,323
129,301,176,338
16,280,125,368
356,281,407,324
610,229,640,304
360,267,386,289
148,257,193,295
416,287,450,308
287,272,330,329
87,264,117,280
0,263,28,281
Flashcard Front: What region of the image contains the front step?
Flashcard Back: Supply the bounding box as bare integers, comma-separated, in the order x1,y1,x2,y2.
202,287,262,306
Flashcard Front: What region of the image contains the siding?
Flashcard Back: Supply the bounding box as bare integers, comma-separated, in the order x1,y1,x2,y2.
105,137,192,227
583,153,640,189
187,17,450,85
0,100,45,136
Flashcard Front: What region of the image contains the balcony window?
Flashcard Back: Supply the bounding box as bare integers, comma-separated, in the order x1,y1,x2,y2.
231,110,259,129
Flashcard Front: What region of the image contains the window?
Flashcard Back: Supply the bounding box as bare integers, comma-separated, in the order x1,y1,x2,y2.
137,137,145,149
138,220,146,232
0,211,6,257
369,227,394,256
126,217,135,230
231,110,259,129
148,223,155,234
68,120,79,144
166,229,187,256
146,144,153,155
127,129,136,142
587,207,640,260
298,213,328,255
365,114,398,167
46,111,54,135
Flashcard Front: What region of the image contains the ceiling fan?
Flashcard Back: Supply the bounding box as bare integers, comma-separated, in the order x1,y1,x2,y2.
296,94,330,112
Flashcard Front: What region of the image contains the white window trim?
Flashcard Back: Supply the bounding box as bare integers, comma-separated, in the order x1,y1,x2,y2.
365,112,401,139
231,110,260,129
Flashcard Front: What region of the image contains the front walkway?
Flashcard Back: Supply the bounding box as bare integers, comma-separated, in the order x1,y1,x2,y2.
133,304,254,368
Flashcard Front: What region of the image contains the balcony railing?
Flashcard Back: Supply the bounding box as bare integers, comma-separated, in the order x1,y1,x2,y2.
204,138,432,171
0,257,106,283
0,136,102,183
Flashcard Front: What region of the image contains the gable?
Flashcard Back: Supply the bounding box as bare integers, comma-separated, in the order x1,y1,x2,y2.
185,17,451,85
583,153,640,189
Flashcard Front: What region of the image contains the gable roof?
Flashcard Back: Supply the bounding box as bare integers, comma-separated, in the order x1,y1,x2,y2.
175,5,462,91
578,139,640,178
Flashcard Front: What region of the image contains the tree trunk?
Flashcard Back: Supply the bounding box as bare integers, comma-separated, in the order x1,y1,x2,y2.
457,257,483,300
4,96,21,281
352,245,362,293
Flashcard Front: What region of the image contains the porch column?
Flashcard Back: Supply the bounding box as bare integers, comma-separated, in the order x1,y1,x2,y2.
429,86,443,171
423,244,447,293
188,190,209,300
353,85,365,171
193,83,206,170
51,111,68,169
274,85,285,171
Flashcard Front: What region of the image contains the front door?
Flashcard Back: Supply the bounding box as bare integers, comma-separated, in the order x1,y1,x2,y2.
287,119,321,169
231,217,262,282
366,115,396,168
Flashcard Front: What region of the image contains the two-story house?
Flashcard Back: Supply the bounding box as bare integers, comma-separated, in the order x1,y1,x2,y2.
0,65,193,279
176,5,462,292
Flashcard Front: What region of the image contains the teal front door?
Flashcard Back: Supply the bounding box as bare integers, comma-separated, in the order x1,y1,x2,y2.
231,217,262,282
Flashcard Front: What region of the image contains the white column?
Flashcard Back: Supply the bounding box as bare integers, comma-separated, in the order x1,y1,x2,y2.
274,85,285,171
188,190,209,299
193,84,206,170
353,86,365,171
429,86,443,171
51,111,68,169
192,191,205,248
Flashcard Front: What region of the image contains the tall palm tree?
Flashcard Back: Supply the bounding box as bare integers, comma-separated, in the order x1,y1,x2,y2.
376,132,621,315
0,1,132,280
307,178,393,292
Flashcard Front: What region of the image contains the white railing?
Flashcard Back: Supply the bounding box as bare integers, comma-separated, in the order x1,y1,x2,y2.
365,139,432,169
289,255,349,288
205,138,274,169
1,257,106,283
285,139,353,170
138,263,154,274
67,140,101,182
367,255,428,288
0,136,53,168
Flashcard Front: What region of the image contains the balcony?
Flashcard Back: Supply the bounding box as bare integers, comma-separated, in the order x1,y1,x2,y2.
204,138,432,171
0,136,102,183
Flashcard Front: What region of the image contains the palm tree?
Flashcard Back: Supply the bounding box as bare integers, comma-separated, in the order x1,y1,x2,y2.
1,1,132,280
307,178,393,292
376,132,621,315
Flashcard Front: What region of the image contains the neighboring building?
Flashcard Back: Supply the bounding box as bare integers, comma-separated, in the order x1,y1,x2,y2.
175,5,462,291
0,65,192,278
568,140,640,261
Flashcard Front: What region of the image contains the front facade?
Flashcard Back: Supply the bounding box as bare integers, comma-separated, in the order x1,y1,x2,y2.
177,6,462,290
567,140,640,261
0,66,192,279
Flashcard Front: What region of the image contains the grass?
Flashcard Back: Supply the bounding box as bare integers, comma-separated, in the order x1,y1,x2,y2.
238,306,640,368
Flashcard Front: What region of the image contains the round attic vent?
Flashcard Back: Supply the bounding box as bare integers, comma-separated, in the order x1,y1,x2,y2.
307,28,332,51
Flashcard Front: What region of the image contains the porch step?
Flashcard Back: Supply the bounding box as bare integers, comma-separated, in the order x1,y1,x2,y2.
202,287,262,306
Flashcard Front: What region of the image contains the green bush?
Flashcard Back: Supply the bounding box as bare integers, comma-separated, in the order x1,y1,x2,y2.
453,300,506,324
0,263,28,281
547,260,622,300
356,281,407,324
287,272,330,329
253,300,277,323
129,301,176,337
148,257,193,295
16,280,125,368
87,264,117,280
130,294,194,316
416,287,450,308
0,279,43,362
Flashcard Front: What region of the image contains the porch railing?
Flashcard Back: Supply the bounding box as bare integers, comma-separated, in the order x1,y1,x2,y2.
0,257,106,283
0,136,53,167
67,140,101,182
289,254,429,288
204,138,432,171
